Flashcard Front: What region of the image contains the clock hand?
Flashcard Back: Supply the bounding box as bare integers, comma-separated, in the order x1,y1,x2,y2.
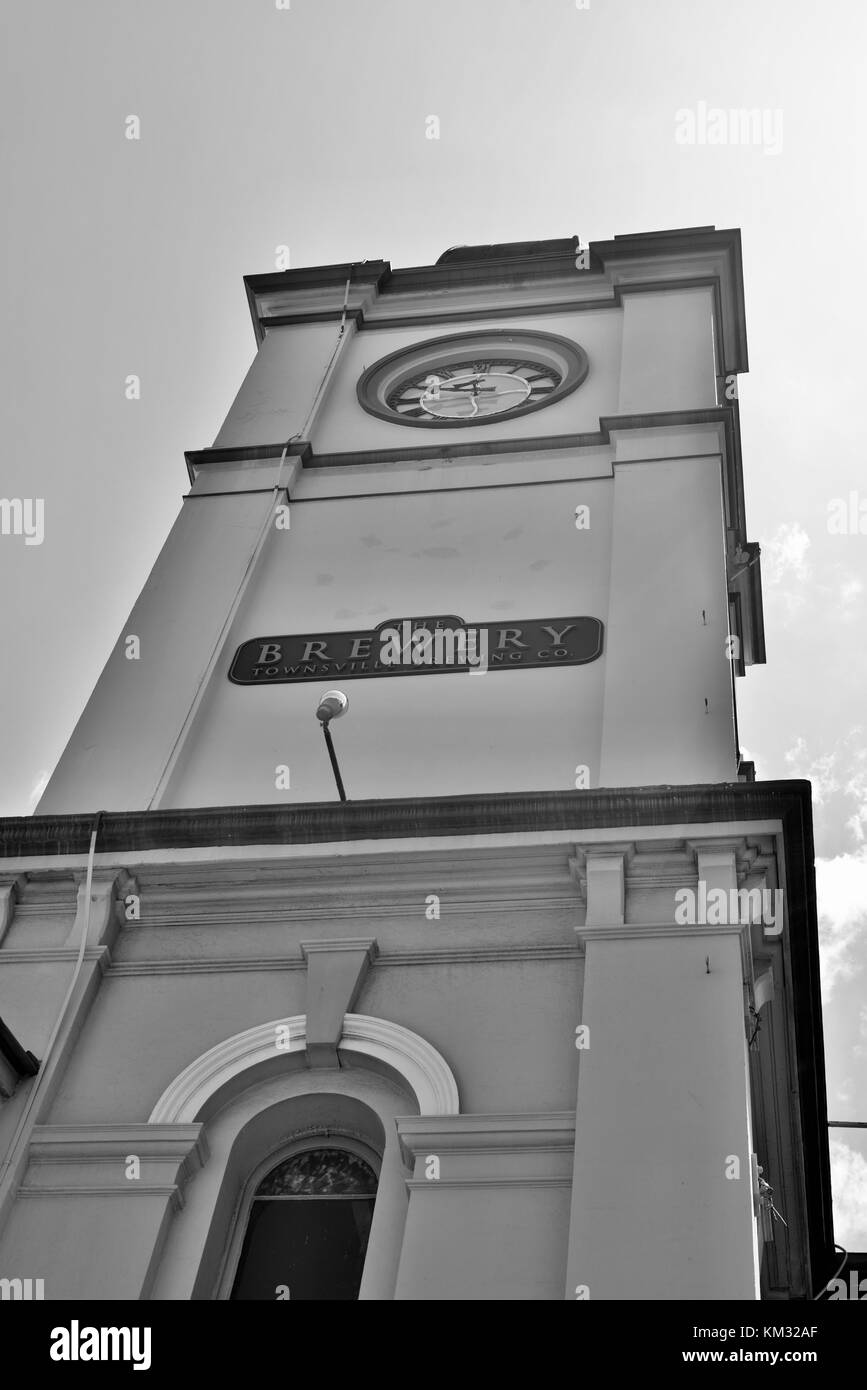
435,379,495,393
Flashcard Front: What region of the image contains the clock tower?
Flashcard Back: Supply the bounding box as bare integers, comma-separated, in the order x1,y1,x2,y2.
0,231,833,1302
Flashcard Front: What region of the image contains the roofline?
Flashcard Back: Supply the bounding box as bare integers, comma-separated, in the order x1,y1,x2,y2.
241,227,748,371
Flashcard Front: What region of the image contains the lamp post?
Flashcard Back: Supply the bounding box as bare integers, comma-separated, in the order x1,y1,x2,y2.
315,690,349,802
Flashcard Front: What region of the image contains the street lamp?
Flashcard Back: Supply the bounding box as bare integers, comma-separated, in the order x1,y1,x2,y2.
315,690,349,802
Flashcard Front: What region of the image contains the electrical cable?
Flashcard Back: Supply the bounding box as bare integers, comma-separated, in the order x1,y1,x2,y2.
813,1243,849,1299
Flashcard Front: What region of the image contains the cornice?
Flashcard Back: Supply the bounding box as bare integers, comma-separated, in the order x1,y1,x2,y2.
106,944,584,978
22,1124,208,1207
243,229,747,372
28,1123,206,1162
185,407,731,476
0,782,813,859
397,1112,576,1152
397,1111,576,1183
256,274,718,334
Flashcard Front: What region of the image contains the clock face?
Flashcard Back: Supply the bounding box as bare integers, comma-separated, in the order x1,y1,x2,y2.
387,359,560,422
357,330,589,428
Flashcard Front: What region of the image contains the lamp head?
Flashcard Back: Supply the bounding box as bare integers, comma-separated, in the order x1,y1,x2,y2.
315,689,349,723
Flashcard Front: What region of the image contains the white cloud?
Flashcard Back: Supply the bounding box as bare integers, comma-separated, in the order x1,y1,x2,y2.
815,854,867,1000
762,523,812,616
829,1138,867,1250
835,1077,855,1106
840,576,863,607
784,728,867,828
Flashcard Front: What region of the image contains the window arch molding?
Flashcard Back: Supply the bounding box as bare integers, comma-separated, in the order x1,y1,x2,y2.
148,1013,460,1125
216,1131,383,1300
146,1019,459,1301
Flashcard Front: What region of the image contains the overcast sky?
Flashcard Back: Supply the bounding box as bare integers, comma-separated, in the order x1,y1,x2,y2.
1,0,865,1251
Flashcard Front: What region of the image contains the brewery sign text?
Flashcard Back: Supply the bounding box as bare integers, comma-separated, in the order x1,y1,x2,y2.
229,615,603,685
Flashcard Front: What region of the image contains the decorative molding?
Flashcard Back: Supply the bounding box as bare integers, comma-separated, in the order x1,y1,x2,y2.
405,1176,571,1189
574,919,756,986
580,848,635,927
118,893,581,926
28,1123,206,1161
17,1185,188,1199
148,1013,459,1124
65,869,134,953
398,1112,575,1153
23,1124,207,1209
339,1015,459,1115
0,784,805,859
0,875,25,946
107,944,583,977
301,939,378,1068
149,1017,305,1125
244,225,747,374
185,407,730,475
0,947,106,964
397,1112,575,1187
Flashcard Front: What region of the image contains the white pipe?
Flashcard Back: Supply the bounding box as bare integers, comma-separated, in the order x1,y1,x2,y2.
148,274,356,809
0,816,101,1226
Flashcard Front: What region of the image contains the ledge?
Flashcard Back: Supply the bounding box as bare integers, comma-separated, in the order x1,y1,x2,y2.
0,782,810,857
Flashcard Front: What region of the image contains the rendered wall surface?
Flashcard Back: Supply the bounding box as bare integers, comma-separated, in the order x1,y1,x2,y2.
162,469,613,806
36,273,734,814
37,438,735,814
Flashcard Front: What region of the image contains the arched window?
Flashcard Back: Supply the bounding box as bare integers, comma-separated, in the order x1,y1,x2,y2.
230,1145,379,1301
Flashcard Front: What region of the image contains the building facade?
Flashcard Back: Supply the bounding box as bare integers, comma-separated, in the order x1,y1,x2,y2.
0,230,834,1299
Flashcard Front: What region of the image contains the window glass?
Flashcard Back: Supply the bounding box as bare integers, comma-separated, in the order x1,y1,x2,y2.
230,1147,378,1300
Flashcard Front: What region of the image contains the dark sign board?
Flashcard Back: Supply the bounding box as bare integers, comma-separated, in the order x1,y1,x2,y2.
229,615,603,685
